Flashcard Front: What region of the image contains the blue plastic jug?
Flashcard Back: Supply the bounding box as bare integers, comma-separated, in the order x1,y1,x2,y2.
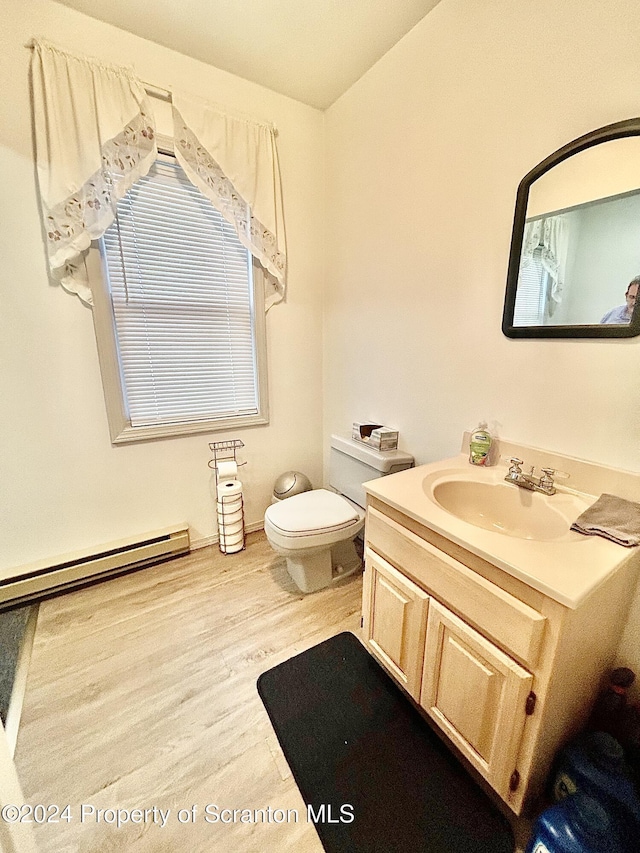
525,793,626,853
550,730,640,843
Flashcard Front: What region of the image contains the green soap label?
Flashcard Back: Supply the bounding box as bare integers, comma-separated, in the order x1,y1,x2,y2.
469,431,491,465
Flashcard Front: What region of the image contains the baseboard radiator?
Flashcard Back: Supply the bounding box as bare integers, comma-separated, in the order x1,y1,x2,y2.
0,524,190,609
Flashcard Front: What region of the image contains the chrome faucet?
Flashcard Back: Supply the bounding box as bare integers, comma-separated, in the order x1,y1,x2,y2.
504,458,557,495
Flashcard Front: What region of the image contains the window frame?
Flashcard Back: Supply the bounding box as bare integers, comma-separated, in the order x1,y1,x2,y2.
88,149,269,445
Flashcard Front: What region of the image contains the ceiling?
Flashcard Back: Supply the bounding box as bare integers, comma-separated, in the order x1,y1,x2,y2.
54,0,442,110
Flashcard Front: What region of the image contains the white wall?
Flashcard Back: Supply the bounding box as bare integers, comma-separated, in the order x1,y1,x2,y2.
557,195,640,325
324,0,640,680
0,0,326,571
324,0,640,473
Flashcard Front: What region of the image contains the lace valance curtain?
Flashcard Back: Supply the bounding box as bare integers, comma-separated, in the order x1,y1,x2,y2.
31,38,157,305
30,39,287,308
520,215,569,315
172,94,286,309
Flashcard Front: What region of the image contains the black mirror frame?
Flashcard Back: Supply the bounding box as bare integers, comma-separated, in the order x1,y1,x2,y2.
502,118,640,339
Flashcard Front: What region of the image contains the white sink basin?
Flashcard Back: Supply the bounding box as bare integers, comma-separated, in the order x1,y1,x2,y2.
428,474,592,541
363,446,637,608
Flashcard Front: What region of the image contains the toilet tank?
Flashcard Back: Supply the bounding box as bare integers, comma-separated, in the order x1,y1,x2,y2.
329,434,414,509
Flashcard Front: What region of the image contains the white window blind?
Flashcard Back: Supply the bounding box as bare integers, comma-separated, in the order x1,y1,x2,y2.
102,156,259,428
513,250,548,326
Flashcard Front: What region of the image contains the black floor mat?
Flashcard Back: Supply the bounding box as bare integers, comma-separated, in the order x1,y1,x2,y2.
257,631,514,853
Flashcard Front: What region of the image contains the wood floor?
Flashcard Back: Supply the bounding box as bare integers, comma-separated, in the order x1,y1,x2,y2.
14,532,362,852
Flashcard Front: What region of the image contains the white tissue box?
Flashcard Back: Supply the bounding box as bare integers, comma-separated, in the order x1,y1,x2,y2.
351,423,399,451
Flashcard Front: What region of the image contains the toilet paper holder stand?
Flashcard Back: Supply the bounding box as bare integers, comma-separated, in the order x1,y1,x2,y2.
208,439,246,472
209,440,247,555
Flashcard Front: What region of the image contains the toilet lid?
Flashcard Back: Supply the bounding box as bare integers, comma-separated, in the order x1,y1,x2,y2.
266,489,360,535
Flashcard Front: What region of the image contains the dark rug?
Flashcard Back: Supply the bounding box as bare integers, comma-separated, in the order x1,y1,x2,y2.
257,631,514,853
0,606,32,725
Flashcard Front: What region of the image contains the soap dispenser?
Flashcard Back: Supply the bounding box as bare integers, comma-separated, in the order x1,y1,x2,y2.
469,423,493,466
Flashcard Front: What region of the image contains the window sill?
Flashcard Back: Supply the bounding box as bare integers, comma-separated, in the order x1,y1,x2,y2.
110,413,269,444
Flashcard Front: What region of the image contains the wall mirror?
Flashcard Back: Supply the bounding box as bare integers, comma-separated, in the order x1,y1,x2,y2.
502,119,640,338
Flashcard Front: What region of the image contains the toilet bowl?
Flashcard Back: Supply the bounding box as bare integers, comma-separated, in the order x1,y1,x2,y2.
264,435,414,593
264,489,364,593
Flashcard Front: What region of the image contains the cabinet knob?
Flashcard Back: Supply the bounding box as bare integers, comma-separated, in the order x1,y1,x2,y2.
509,769,520,791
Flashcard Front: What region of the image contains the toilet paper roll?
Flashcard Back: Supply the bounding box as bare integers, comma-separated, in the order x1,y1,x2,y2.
216,495,242,515
220,529,244,546
218,516,244,533
221,538,244,554
217,460,238,481
217,492,242,505
217,479,243,501
217,507,243,525
219,519,244,537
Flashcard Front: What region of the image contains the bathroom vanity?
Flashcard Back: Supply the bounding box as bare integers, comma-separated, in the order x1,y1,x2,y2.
361,437,640,816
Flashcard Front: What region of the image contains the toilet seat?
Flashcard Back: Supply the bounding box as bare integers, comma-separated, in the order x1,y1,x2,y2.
264,489,364,551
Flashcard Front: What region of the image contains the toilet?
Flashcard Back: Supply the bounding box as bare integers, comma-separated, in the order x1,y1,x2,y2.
264,435,414,593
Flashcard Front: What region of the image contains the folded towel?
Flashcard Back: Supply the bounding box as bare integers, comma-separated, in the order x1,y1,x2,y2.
571,493,640,547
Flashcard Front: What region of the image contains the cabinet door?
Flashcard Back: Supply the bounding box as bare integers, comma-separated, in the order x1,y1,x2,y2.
362,548,429,700
420,599,532,797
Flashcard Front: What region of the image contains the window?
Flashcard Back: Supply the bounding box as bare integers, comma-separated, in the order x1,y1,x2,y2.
513,248,550,326
91,153,268,443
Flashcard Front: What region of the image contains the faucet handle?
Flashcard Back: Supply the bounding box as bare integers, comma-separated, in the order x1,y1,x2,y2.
540,468,557,493
508,457,523,474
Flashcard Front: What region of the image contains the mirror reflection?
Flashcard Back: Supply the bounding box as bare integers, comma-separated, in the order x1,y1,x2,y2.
503,120,640,338
514,188,640,327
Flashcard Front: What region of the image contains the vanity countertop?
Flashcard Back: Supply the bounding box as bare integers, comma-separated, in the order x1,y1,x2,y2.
364,453,639,609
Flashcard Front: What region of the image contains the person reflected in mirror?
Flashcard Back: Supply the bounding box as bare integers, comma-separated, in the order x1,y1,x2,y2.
600,276,639,324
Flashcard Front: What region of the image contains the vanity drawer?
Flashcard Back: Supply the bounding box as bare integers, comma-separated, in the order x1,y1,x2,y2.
366,506,546,668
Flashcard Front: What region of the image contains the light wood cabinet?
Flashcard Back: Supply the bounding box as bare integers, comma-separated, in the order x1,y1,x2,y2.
361,549,429,700
362,496,639,815
421,599,532,795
